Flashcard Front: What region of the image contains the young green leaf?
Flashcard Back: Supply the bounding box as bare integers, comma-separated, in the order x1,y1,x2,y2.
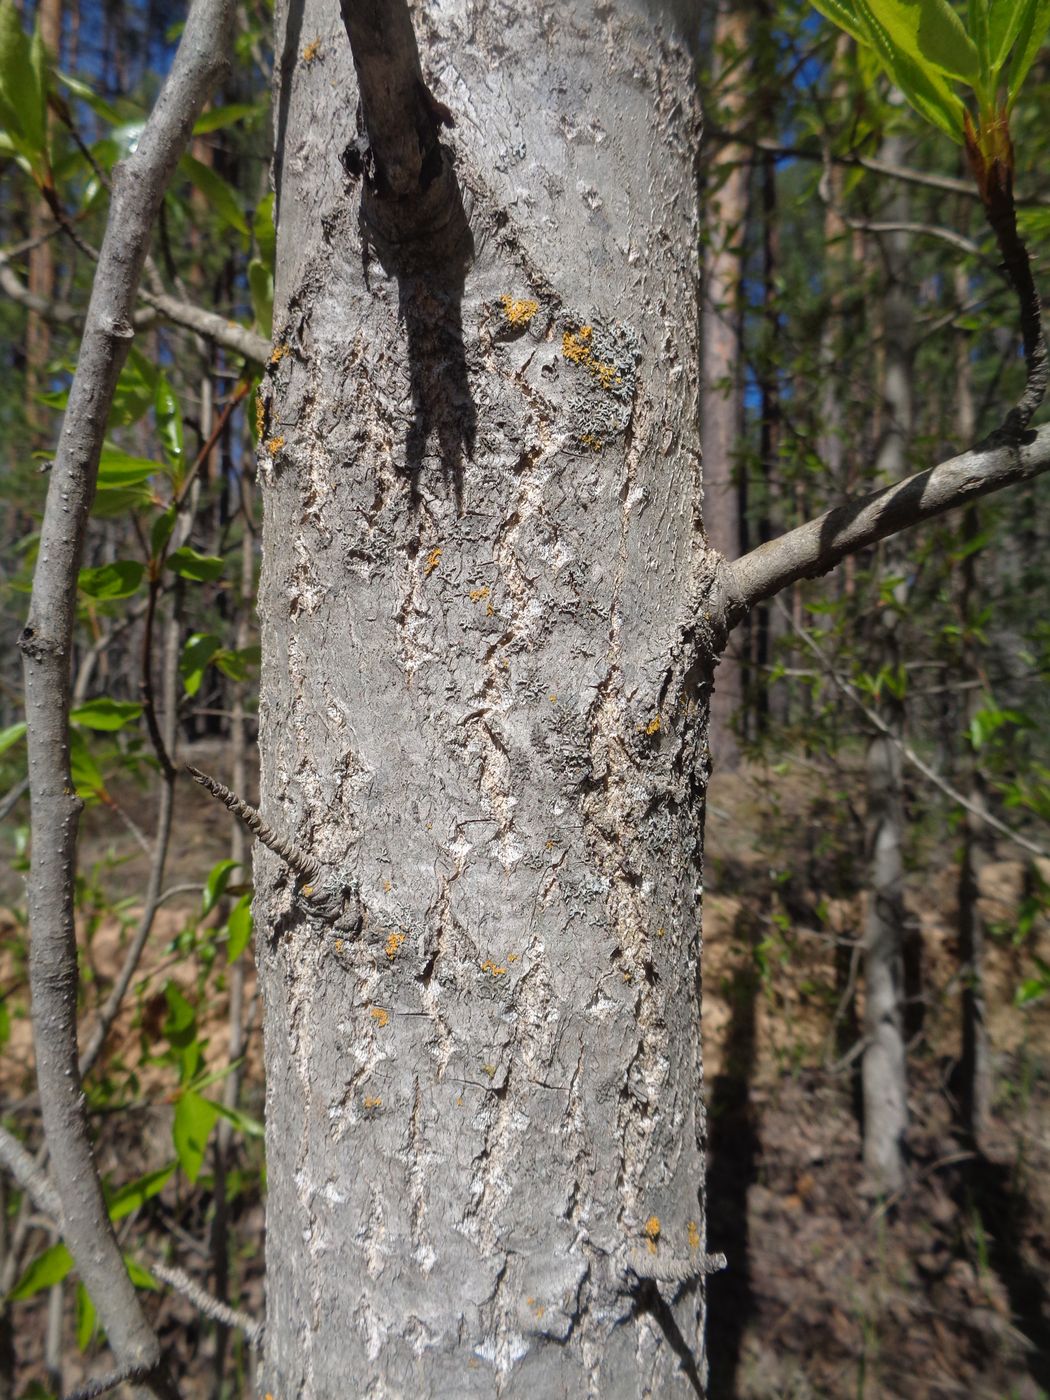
0,721,27,756
226,891,254,961
75,1282,97,1352
166,546,224,583
77,560,145,600
70,698,143,731
107,1163,176,1222
203,858,242,917
180,632,221,695
860,0,980,82
248,257,273,337
153,371,184,477
1006,0,1050,106
180,152,250,236
9,1241,74,1300
173,1089,220,1182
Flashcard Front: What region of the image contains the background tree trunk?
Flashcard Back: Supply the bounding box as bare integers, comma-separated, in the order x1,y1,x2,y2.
259,1,721,1394
701,0,750,767
861,137,914,1193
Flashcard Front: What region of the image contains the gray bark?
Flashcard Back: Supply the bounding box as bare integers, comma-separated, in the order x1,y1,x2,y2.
860,178,912,1194
861,732,908,1191
259,1,721,1394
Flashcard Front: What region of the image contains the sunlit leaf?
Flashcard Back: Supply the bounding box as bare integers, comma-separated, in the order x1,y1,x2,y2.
226,892,254,962
0,721,26,756
173,1090,220,1182
166,547,224,583
70,698,143,731
203,858,241,917
9,1241,73,1300
1006,0,1050,106
75,1282,97,1351
68,728,105,799
107,1163,176,1221
153,371,184,477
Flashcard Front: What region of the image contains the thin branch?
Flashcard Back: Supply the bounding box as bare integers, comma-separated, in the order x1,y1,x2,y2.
0,246,268,363
845,219,984,260
0,1127,264,1365
707,126,1050,206
136,286,269,363
150,1263,264,1349
778,602,1048,861
16,0,235,1391
725,423,1050,620
186,765,321,883
63,1366,151,1400
0,1124,62,1220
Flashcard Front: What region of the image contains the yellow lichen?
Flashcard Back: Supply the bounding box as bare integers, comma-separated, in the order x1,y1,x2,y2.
334,939,343,952
469,585,490,603
383,879,392,893
481,959,507,976
507,953,518,964
424,546,443,576
593,360,623,391
687,1220,701,1252
301,37,321,62
644,1216,661,1254
486,603,495,617
656,927,666,939
385,931,405,960
549,692,557,704
269,342,290,365
266,435,285,455
500,294,539,327
255,393,266,438
579,432,604,451
482,1063,496,1077
370,1006,390,1028
645,715,661,736
562,325,593,364
363,1095,382,1110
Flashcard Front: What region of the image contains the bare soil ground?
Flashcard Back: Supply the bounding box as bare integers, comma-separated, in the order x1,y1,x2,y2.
2,750,1048,1398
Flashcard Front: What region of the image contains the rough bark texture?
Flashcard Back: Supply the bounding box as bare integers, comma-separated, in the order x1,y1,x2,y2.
258,1,725,1394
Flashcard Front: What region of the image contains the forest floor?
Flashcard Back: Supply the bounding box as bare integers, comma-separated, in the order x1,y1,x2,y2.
1,747,1049,1398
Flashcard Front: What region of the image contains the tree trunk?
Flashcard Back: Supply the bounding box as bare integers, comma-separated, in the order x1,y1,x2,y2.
860,138,913,1193
701,0,750,767
259,2,721,1394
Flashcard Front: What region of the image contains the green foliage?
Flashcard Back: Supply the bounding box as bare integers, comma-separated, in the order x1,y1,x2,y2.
810,0,1050,138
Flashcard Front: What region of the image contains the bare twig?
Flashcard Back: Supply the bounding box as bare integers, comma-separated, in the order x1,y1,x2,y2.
726,423,1050,620
150,1263,264,1349
778,602,1048,861
0,1124,61,1220
707,127,1050,206
63,1365,152,1400
186,766,321,883
0,1126,264,1357
17,0,235,1390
